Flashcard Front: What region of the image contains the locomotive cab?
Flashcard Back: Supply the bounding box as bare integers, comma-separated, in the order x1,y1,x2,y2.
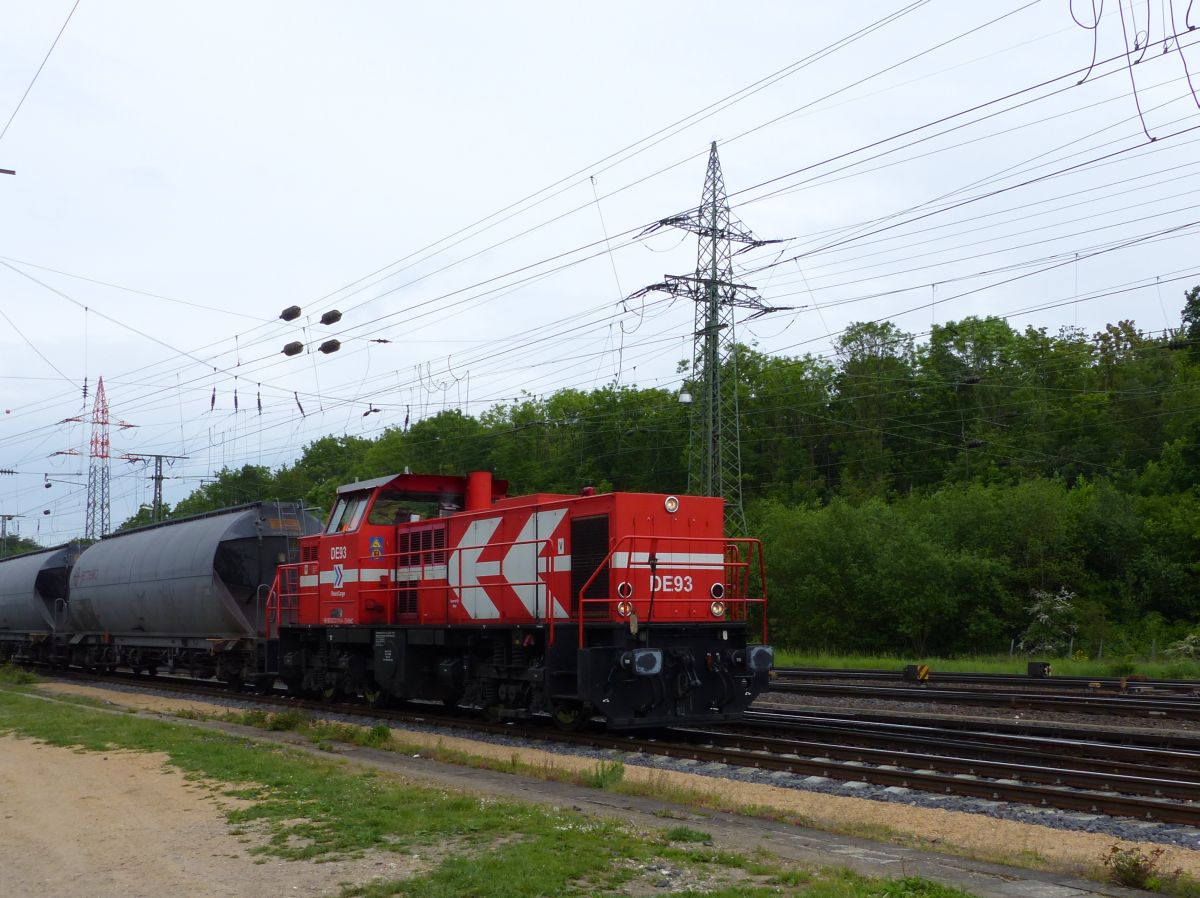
273,471,772,728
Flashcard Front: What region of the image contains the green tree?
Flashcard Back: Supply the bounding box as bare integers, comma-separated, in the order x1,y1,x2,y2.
171,465,281,517
404,410,491,476
738,346,834,504
116,503,167,531
831,321,918,497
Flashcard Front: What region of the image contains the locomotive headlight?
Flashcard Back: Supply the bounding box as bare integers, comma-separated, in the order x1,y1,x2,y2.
616,600,634,617
709,582,726,600
709,600,727,617
616,581,633,599
663,495,679,513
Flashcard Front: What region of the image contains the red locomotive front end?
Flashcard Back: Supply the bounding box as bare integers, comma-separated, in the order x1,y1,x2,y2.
271,471,773,727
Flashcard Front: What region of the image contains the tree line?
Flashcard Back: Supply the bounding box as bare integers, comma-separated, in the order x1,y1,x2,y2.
123,287,1200,659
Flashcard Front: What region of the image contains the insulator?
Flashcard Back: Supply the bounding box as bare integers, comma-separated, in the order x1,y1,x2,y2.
962,374,982,384
318,339,341,354
963,438,985,448
320,309,342,326
279,305,302,321
282,341,304,356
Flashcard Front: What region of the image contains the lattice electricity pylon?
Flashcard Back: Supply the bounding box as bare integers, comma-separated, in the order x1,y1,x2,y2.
85,377,111,540
79,377,135,540
629,142,786,534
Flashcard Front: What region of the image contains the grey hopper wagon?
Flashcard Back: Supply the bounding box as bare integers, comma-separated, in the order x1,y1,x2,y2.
0,543,80,637
68,502,322,649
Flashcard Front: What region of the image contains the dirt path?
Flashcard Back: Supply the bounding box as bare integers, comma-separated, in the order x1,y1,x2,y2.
23,681,1200,883
0,732,426,898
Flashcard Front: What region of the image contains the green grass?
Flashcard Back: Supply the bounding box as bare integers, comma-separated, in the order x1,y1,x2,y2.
205,708,1036,872
774,651,1200,680
0,661,38,686
662,825,714,844
0,686,986,898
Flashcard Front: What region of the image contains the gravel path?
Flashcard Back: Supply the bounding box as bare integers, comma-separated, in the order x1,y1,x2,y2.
0,733,430,898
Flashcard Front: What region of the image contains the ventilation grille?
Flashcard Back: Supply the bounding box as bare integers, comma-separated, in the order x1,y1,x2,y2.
397,527,446,567
395,584,418,616
570,515,610,619
301,543,319,563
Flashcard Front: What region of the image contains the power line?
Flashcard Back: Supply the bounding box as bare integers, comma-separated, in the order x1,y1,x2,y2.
0,0,82,145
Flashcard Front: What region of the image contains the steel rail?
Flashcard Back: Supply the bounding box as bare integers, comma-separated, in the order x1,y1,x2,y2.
775,666,1200,692
672,726,1200,800
768,681,1200,719
750,704,1200,749
735,712,1200,775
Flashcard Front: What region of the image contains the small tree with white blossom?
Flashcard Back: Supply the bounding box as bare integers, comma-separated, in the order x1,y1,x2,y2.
1018,587,1078,655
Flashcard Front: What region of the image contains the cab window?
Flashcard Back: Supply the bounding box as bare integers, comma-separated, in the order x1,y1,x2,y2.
325,493,369,533
368,491,436,525
347,496,368,530
325,499,348,534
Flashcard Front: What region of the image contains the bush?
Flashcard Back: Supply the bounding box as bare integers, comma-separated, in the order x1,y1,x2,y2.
1102,844,1174,890
0,661,37,685
362,724,392,747
1019,588,1078,655
582,760,625,789
1165,632,1200,660
267,709,311,731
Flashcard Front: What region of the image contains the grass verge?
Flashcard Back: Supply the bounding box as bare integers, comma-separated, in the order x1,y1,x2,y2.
774,651,1200,679
0,686,986,898
187,699,1200,891
0,660,38,686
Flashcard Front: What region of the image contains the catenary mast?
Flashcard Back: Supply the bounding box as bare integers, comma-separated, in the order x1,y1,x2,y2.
84,377,111,540
629,142,784,534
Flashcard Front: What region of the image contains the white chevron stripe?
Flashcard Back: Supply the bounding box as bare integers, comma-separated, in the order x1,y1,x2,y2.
611,552,725,570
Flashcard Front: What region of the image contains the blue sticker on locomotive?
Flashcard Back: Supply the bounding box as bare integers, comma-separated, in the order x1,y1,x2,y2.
368,536,384,559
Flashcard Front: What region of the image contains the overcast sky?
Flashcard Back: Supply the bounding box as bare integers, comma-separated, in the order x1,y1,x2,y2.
2,0,1199,544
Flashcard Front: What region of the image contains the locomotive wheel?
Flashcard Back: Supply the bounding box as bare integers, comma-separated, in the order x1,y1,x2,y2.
551,703,584,732
363,683,392,710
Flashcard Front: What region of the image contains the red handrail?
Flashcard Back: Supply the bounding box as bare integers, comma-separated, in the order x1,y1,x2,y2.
262,563,302,638
566,535,768,647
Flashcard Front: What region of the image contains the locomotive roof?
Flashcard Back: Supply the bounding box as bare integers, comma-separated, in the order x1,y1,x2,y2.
337,472,509,502
336,474,400,494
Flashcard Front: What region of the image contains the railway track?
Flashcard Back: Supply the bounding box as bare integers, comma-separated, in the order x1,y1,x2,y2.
749,704,1200,750
741,708,1200,774
776,666,1200,693
36,668,1200,828
768,680,1200,720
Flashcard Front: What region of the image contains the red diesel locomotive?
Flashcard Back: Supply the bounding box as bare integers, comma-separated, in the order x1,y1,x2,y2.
269,471,773,728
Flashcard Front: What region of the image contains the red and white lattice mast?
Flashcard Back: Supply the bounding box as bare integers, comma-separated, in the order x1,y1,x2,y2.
84,378,112,540
82,378,135,540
